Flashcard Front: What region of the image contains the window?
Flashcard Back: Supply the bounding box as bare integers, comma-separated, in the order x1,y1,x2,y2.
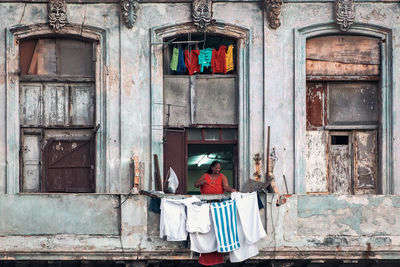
163,128,237,194
19,38,95,193
305,35,380,194
162,34,238,194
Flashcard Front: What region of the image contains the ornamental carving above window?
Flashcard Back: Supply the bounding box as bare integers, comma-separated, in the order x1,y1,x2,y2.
335,0,355,32
192,0,214,31
48,0,68,32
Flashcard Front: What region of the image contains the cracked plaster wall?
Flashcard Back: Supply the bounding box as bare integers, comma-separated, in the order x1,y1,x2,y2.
0,0,400,261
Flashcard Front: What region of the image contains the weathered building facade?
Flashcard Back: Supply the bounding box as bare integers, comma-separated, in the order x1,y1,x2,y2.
1,0,400,265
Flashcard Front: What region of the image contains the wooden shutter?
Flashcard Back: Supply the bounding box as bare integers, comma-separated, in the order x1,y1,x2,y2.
306,82,327,130
163,130,186,194
328,132,352,194
354,130,378,194
43,139,94,193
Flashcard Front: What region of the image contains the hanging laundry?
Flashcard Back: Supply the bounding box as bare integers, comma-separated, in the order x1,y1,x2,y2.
211,45,227,74
186,202,211,233
198,251,224,266
229,192,267,262
225,45,234,72
231,192,266,244
198,48,213,72
159,196,199,241
170,47,179,71
229,211,259,263
186,203,218,254
210,200,240,252
184,49,200,75
176,49,187,73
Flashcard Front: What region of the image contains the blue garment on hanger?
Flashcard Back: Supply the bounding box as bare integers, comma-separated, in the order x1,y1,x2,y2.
198,48,213,72
177,49,187,73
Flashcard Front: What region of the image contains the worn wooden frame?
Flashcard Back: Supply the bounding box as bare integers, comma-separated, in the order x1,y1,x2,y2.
295,23,393,194
6,23,106,194
151,22,250,191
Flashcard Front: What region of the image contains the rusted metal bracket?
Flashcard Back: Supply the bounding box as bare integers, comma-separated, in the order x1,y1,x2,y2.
265,0,282,30
48,0,68,32
335,0,355,32
120,0,139,29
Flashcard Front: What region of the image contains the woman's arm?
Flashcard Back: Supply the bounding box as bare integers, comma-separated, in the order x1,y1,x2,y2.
222,175,237,192
194,174,206,188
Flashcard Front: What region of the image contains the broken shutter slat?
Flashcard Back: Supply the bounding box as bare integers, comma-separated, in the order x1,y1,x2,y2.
305,131,328,193
20,83,42,126
70,83,95,126
21,132,41,192
354,130,378,194
43,84,68,126
328,132,352,194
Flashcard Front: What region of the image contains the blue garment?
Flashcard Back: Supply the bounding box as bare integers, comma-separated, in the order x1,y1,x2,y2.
177,49,187,73
198,48,213,72
210,200,240,252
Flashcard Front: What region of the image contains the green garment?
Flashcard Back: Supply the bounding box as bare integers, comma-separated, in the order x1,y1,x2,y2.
170,48,179,71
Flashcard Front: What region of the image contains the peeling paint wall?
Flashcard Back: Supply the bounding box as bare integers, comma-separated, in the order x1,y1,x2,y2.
0,0,400,262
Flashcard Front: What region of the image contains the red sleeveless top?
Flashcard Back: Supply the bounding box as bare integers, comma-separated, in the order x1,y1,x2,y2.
200,173,224,194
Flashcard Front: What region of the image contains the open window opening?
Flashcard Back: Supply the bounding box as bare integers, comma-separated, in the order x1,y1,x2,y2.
187,144,235,195
305,35,380,195
161,32,239,194
163,33,237,76
19,37,96,193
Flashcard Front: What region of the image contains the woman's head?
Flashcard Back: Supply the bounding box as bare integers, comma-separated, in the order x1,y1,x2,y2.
206,161,221,174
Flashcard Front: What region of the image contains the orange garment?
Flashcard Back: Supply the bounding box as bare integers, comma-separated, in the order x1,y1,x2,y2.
211,45,227,74
225,45,234,72
200,173,224,194
198,251,224,266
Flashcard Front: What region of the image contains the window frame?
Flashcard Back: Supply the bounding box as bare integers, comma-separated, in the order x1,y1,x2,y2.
5,24,106,194
295,23,393,194
151,22,251,193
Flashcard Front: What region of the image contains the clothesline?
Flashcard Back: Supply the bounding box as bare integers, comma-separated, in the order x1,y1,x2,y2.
140,189,231,201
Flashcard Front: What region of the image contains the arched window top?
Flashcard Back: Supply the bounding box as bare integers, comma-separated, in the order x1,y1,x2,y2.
306,35,380,77
19,37,94,77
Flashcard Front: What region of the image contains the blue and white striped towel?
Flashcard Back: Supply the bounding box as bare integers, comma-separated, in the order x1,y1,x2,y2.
210,200,240,252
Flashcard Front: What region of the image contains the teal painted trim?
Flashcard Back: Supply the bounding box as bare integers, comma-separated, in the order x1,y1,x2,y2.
150,22,250,191
6,24,107,193
294,22,393,194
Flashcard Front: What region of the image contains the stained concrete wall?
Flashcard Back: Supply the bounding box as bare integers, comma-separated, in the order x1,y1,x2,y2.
1,194,400,260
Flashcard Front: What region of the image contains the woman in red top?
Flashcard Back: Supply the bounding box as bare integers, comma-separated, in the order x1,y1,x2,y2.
194,161,236,266
195,161,236,194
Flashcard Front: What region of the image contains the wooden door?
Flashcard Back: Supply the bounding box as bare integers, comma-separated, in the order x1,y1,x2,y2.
163,130,186,194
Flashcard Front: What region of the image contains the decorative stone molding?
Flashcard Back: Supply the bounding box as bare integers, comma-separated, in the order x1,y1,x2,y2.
121,0,139,29
335,0,355,31
192,0,213,31
265,0,282,30
48,0,68,32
